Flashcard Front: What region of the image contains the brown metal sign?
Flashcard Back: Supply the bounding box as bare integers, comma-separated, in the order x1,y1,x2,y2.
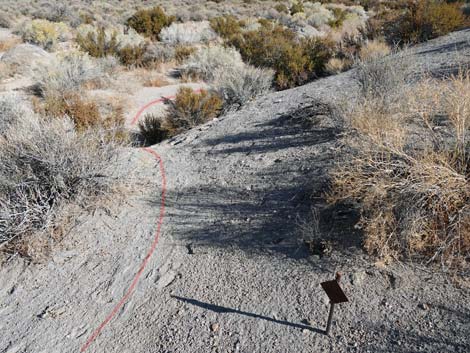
321,280,348,304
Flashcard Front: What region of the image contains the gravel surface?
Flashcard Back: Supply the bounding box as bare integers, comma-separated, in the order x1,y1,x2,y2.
1,29,470,353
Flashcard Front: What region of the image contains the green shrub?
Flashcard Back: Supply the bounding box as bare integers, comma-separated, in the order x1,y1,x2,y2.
328,7,348,28
76,26,119,58
274,4,289,14
138,114,169,145
387,0,465,44
126,6,175,40
290,1,304,15
175,45,197,64
209,15,242,39
164,87,223,135
227,24,333,89
76,26,147,66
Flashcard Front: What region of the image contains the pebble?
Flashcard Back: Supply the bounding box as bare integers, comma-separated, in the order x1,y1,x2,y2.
210,323,219,332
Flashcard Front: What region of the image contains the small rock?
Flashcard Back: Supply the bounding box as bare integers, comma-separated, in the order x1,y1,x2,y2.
418,303,429,310
350,271,366,286
210,323,219,332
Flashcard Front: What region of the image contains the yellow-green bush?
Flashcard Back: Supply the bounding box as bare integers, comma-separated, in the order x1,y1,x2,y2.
19,19,69,50
126,6,175,40
227,24,333,89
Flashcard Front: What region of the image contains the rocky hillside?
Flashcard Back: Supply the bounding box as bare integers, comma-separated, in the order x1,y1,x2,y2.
1,29,470,353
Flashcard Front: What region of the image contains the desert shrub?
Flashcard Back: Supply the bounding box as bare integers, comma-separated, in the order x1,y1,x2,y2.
33,52,103,97
118,45,146,67
76,25,146,66
160,21,218,44
227,24,333,89
174,45,197,64
387,0,466,44
0,94,31,135
164,87,223,134
0,112,119,256
325,57,352,74
329,71,470,267
76,26,119,58
290,1,305,15
214,65,274,109
209,15,243,39
43,93,101,131
328,7,348,28
0,12,13,28
354,48,410,101
181,45,244,82
358,39,391,61
275,4,289,14
17,19,70,50
126,6,175,40
143,42,176,64
138,114,169,145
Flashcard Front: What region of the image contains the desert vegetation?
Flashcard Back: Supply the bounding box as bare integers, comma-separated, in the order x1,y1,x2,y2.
329,51,470,268
0,1,468,264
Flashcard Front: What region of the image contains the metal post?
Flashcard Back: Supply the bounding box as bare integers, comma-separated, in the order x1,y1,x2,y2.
325,302,335,335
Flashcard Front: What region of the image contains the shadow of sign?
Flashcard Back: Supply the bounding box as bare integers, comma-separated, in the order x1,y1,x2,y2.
172,295,325,334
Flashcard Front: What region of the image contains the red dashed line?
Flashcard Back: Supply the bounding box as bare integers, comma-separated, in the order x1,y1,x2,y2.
80,92,181,351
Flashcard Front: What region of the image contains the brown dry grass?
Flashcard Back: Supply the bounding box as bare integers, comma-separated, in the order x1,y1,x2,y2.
329,71,470,268
0,37,21,52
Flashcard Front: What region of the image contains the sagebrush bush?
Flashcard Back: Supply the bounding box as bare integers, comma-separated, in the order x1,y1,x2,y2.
160,21,217,44
33,52,103,97
214,65,274,109
0,111,119,256
164,87,223,134
329,71,470,267
387,0,466,44
138,114,169,145
181,45,244,82
126,6,175,40
17,19,69,50
0,94,31,135
143,42,176,64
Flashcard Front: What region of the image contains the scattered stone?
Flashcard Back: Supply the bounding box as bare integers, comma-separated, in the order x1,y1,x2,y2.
210,323,219,332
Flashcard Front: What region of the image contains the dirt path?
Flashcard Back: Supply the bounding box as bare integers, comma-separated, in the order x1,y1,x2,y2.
1,29,470,353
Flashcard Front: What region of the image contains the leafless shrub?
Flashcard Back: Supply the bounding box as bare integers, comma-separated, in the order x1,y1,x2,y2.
0,94,31,135
354,47,410,102
329,71,470,268
143,42,176,64
214,64,274,110
0,110,119,256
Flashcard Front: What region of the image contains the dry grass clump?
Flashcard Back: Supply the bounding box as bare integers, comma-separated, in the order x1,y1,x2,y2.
329,71,470,267
0,107,119,258
126,6,175,40
358,39,391,61
164,87,223,135
0,37,21,52
325,57,352,74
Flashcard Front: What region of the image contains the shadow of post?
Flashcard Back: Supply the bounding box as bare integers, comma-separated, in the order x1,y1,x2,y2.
171,295,326,335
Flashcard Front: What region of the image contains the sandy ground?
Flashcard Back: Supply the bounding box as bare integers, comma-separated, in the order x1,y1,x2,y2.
1,29,470,353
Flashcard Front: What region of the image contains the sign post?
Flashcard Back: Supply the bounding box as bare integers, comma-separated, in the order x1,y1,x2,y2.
320,272,348,336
